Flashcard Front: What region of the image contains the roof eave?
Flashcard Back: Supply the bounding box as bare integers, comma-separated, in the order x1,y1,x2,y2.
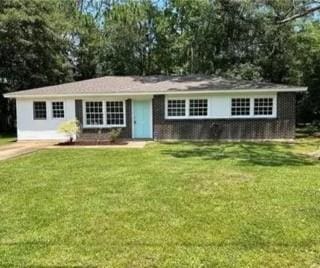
3,87,308,99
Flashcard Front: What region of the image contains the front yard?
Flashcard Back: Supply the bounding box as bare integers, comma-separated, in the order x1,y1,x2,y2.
1,139,320,267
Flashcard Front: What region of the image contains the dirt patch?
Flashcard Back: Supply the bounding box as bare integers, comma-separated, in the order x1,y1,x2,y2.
48,140,147,149
57,140,129,146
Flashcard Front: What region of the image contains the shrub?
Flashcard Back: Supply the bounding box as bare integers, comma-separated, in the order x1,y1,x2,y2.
109,128,122,143
58,120,80,143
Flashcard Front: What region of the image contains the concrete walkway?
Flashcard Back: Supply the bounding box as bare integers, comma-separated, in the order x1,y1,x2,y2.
0,141,147,161
0,141,55,161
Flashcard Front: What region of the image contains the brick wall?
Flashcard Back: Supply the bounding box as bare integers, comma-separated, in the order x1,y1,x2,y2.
75,92,296,140
153,92,296,140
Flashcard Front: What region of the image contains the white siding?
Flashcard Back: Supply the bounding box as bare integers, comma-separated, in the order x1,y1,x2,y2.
209,96,231,118
15,92,278,141
165,93,277,119
16,99,76,140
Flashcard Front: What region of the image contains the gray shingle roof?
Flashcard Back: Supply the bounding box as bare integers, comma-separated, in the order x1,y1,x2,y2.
4,75,307,98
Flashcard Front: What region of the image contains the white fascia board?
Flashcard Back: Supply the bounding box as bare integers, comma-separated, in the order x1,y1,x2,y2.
3,87,308,99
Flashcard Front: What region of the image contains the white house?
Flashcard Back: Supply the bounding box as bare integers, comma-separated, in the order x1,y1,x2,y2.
4,75,307,141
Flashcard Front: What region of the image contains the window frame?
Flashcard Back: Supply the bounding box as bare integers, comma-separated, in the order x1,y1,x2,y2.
230,97,252,118
84,101,104,127
33,101,47,120
165,96,210,119
189,98,209,117
83,100,126,128
253,97,275,117
51,101,65,119
165,95,277,120
230,95,277,118
166,99,187,118
105,101,126,127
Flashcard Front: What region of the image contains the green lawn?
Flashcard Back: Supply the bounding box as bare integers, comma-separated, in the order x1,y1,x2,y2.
0,133,16,146
1,139,320,267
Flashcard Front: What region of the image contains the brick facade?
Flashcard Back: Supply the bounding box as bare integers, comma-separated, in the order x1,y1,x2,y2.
75,92,296,140
152,92,296,140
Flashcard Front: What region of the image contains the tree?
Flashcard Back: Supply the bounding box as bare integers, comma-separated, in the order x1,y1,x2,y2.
72,14,102,80
0,0,73,131
287,22,320,123
99,0,158,75
278,1,320,24
1,0,320,127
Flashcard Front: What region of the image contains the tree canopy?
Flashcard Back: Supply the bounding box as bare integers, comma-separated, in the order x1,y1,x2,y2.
1,0,320,130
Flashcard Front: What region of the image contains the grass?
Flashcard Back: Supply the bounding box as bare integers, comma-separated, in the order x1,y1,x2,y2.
0,133,16,146
1,139,320,267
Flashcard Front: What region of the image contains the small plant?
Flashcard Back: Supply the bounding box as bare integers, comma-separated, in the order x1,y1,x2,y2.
58,120,80,143
109,128,122,143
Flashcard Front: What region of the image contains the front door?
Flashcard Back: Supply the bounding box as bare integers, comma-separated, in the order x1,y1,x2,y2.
133,100,152,139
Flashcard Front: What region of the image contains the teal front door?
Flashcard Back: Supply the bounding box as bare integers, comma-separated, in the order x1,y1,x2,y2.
133,100,152,139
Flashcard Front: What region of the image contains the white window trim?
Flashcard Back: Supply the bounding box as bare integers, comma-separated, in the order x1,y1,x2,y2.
230,96,277,119
165,95,277,120
83,100,126,128
51,101,65,119
83,101,104,127
253,97,277,118
165,96,210,119
229,97,252,118
33,101,47,120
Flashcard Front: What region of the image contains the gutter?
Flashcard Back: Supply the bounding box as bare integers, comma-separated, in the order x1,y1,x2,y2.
4,87,308,99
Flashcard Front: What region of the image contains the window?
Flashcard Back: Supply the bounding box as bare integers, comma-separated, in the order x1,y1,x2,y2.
166,96,276,119
231,98,250,116
52,102,64,118
167,99,186,117
84,100,126,127
106,101,124,126
189,99,208,116
254,98,273,116
33,101,47,120
85,101,103,125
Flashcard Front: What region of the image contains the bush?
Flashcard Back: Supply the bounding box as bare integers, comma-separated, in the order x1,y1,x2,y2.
58,120,80,143
109,128,122,143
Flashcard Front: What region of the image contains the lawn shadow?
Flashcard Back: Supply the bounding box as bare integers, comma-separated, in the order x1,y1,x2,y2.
0,133,17,144
161,142,315,167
